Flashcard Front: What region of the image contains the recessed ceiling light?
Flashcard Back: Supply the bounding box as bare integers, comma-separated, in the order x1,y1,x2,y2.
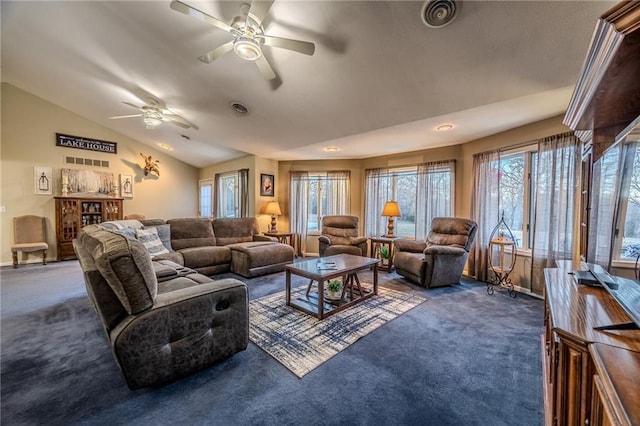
436,124,454,131
158,143,174,151
324,146,340,152
230,101,250,115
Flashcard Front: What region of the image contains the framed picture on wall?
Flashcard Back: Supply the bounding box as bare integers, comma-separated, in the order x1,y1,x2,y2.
260,173,274,197
34,166,53,195
120,174,134,199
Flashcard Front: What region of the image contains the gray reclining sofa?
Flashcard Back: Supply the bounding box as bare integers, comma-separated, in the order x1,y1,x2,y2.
74,224,249,389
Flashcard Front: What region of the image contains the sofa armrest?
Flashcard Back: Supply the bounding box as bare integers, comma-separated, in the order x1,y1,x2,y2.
111,279,248,389
254,235,276,242
351,236,368,245
395,239,427,253
318,235,331,244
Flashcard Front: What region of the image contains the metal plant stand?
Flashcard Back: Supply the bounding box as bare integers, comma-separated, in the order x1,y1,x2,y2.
487,214,517,298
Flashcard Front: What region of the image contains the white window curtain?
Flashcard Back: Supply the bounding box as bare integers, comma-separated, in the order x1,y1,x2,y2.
468,150,500,282
325,170,350,215
531,132,580,294
416,160,455,238
290,171,309,257
364,162,455,238
364,168,393,237
588,142,621,267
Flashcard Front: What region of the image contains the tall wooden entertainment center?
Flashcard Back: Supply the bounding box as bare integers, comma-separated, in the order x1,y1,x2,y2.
543,2,640,426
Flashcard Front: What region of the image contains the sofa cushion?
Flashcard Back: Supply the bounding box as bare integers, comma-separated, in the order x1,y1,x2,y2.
167,218,216,250
79,225,158,315
179,246,231,269
212,217,260,246
136,227,170,257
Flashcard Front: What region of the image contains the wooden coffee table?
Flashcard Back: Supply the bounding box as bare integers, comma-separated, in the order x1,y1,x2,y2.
285,254,378,320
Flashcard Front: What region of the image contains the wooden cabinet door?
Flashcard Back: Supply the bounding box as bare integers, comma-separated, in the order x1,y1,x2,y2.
555,338,591,426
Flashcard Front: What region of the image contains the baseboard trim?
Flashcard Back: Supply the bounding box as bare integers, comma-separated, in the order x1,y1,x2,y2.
1,258,57,268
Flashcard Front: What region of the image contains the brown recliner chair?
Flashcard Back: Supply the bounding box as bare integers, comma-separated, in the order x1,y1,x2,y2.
394,217,477,288
318,215,368,257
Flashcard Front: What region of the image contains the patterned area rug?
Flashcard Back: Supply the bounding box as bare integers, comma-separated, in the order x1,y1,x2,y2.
249,286,427,377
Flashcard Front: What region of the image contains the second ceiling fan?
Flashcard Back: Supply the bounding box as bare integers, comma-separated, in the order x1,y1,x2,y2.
170,0,315,80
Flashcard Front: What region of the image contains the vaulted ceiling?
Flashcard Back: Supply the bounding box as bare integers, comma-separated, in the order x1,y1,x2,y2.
1,1,615,167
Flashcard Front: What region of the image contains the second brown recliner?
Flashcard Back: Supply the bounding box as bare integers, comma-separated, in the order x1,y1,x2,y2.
318,215,368,257
394,217,477,288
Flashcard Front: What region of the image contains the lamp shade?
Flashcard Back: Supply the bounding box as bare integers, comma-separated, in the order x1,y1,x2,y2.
264,201,282,216
381,201,401,217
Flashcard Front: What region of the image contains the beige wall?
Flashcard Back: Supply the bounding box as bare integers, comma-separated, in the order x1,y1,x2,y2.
1,83,199,265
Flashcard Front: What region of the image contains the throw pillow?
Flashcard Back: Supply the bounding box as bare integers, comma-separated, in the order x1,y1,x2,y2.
135,227,170,257
143,224,173,252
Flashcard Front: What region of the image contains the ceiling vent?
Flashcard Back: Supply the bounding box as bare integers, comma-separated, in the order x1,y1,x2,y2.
230,101,250,116
421,0,460,28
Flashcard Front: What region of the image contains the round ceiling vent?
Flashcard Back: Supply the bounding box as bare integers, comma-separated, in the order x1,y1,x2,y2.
230,101,250,115
421,0,460,28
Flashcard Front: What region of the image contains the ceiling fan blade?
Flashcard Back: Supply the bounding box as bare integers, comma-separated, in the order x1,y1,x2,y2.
170,0,234,34
254,55,276,80
248,0,274,27
163,114,192,129
261,35,315,56
198,41,234,64
122,101,143,110
109,114,143,119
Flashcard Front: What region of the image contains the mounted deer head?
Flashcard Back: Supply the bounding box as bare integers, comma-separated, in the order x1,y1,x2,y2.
140,153,160,177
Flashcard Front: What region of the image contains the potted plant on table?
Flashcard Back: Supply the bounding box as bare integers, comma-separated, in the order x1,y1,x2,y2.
325,279,343,301
379,246,390,266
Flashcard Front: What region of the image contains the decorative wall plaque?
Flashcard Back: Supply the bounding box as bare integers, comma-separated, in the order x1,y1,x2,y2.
56,133,117,154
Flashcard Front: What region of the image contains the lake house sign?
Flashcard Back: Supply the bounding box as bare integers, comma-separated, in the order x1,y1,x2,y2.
56,133,117,154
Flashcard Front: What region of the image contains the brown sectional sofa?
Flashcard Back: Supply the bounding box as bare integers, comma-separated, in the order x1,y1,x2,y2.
105,217,295,278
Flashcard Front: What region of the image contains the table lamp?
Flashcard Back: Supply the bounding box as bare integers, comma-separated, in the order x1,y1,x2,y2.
264,201,282,232
381,201,401,237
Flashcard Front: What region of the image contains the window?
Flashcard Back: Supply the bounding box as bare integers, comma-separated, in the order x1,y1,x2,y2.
306,172,350,233
290,171,350,235
199,180,213,218
364,161,454,238
494,149,537,249
218,172,239,218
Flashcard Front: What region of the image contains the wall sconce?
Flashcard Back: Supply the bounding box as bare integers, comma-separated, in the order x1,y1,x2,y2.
264,201,282,232
382,201,401,237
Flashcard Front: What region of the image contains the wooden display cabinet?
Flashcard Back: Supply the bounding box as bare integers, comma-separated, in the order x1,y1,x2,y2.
55,197,123,260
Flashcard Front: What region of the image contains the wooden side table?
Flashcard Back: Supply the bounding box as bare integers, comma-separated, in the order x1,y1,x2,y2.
369,236,399,272
264,232,294,249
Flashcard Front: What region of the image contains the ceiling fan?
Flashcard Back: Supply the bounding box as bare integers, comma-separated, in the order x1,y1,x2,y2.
109,97,195,130
170,0,315,80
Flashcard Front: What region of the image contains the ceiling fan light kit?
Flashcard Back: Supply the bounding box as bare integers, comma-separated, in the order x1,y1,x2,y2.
234,37,262,61
143,110,163,129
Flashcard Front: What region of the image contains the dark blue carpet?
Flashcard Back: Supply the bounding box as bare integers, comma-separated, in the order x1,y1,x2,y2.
1,262,543,425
